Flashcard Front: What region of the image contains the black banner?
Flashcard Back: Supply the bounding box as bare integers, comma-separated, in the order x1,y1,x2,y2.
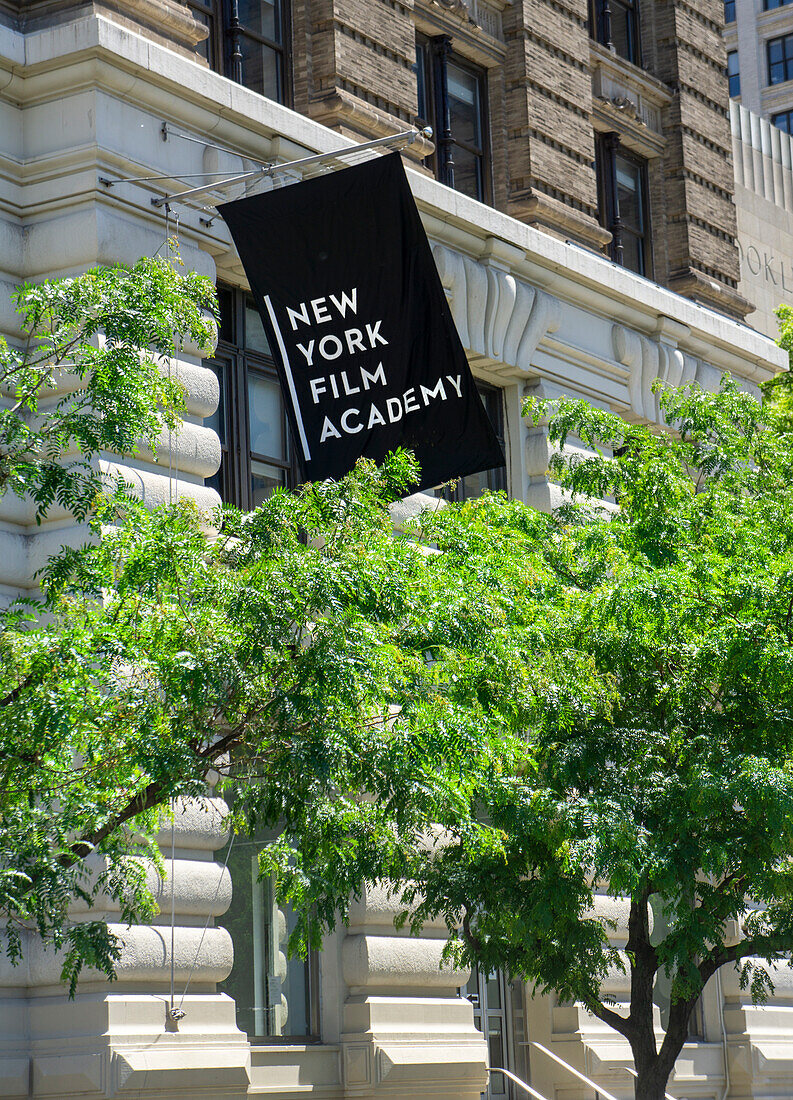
219,153,504,493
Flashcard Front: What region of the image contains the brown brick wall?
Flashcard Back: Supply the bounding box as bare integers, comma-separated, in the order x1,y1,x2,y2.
504,0,608,248
641,0,749,317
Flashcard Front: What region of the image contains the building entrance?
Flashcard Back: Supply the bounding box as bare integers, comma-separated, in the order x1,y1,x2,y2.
464,969,529,1099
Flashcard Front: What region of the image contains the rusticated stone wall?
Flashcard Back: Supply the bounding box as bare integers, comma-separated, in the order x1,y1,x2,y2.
503,0,611,250
640,0,751,319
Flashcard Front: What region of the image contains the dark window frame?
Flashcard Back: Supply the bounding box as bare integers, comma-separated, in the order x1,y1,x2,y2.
724,0,736,22
206,284,297,509
440,381,507,502
186,0,292,105
588,0,642,67
728,50,740,97
773,108,793,132
765,0,793,10
415,33,492,205
595,132,652,278
768,33,793,86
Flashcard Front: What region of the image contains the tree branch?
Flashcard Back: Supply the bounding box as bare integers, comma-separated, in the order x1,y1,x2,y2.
587,998,636,1041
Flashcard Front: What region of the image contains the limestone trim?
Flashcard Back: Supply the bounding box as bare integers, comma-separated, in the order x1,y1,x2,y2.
590,42,671,160
413,0,508,65
508,188,613,251
7,0,209,56
433,241,562,377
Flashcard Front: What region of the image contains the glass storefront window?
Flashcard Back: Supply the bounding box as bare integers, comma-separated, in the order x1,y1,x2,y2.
217,832,318,1041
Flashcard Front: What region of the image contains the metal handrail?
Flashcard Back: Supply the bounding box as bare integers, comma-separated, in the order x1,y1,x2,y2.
490,1067,550,1100
532,1041,622,1100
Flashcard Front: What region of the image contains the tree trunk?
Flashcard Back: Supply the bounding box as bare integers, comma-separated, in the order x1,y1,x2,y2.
632,1074,669,1100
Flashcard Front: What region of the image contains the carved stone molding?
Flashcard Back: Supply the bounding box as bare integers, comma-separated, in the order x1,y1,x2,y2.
432,242,562,377
611,323,725,423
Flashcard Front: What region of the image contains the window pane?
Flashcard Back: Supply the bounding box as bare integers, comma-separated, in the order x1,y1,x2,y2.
192,11,212,62
616,157,642,233
451,143,483,202
248,374,284,459
205,362,227,446
238,0,281,42
239,34,281,99
217,837,312,1039
774,110,793,133
486,971,502,1009
724,0,735,21
448,62,481,148
251,459,286,506
610,1,637,64
488,1016,506,1093
217,285,235,344
415,43,429,123
728,51,740,96
245,298,271,354
621,231,644,276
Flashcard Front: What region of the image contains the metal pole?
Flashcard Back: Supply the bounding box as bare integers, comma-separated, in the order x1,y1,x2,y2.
150,126,432,207
431,35,455,189
228,0,243,84
603,131,624,266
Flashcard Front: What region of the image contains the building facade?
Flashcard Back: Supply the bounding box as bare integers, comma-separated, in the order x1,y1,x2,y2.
731,99,793,338
1,2,792,1100
723,1,793,342
723,0,793,133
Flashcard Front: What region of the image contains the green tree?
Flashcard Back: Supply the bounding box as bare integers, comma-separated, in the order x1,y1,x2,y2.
0,255,216,520
765,302,793,432
0,258,526,1000
265,380,793,1100
0,453,527,993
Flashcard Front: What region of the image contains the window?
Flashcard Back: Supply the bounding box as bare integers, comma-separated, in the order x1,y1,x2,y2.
768,34,793,86
205,284,295,508
415,35,490,203
464,969,530,1098
728,51,740,96
589,0,641,66
765,0,793,9
440,383,506,501
596,134,651,277
724,0,735,21
773,109,793,132
217,830,320,1041
186,0,290,102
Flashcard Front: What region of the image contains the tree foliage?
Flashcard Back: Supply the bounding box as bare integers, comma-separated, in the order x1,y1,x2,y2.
3,256,793,1100
0,451,530,995
766,302,793,434
0,256,216,520
266,380,793,1100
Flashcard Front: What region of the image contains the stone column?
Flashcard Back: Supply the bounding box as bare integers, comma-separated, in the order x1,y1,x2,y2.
0,798,251,1100
339,883,488,1098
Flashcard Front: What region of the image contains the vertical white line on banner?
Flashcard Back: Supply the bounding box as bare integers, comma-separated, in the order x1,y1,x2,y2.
263,294,312,462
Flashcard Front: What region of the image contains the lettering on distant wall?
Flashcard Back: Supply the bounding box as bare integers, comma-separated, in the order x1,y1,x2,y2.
737,241,793,295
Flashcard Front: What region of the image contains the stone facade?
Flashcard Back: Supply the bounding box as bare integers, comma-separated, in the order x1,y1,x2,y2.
732,100,793,340
0,3,791,1100
723,0,793,123
6,0,748,314
285,0,751,315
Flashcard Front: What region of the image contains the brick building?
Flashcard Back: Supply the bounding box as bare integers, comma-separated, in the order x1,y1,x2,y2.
1,3,791,1100
44,0,746,321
